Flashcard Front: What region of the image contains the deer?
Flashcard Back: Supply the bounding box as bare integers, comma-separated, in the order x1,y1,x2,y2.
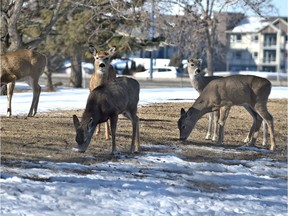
187,58,268,146
88,44,117,140
178,75,276,151
187,58,223,141
0,49,47,117
73,76,140,155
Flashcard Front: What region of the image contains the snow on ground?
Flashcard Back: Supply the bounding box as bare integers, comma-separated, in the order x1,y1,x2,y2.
1,84,288,215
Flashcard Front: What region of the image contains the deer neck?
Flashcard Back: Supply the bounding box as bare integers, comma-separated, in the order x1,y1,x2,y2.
191,73,208,93
187,99,212,122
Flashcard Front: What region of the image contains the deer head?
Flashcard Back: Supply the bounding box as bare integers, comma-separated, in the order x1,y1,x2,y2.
187,58,203,76
88,44,116,74
178,108,196,141
73,115,96,153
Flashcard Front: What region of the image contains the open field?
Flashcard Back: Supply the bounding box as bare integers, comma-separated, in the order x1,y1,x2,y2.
1,99,287,165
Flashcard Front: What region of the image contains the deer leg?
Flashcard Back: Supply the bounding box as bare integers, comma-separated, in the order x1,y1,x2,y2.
96,124,100,135
262,122,268,146
255,104,275,151
123,111,140,154
212,111,220,142
110,115,118,155
105,121,111,140
6,82,15,117
131,115,140,153
28,79,41,117
205,112,213,140
243,105,262,145
216,106,230,145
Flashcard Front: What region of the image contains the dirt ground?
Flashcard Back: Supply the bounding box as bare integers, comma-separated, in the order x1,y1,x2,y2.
1,99,287,166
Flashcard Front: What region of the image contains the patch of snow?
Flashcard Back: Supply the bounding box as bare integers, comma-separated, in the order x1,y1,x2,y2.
1,86,287,215
1,153,287,215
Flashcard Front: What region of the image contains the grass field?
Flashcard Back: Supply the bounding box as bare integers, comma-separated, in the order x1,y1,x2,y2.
1,99,287,165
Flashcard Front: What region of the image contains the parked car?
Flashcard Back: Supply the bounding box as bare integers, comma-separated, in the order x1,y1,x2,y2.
134,66,183,79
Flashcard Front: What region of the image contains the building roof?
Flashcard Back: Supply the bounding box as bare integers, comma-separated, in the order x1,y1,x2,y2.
230,17,270,33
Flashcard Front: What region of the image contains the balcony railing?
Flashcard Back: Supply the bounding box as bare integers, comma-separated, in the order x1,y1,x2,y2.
263,58,276,63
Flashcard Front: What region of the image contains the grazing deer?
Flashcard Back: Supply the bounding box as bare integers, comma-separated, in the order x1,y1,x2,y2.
187,58,268,146
0,49,47,117
178,75,275,151
73,76,140,154
88,44,117,140
187,58,222,141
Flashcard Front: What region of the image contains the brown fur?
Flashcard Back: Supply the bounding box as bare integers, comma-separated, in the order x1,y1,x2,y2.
73,76,140,154
178,75,275,151
0,49,47,117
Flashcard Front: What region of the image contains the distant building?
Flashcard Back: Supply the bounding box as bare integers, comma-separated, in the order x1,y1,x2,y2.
226,17,288,72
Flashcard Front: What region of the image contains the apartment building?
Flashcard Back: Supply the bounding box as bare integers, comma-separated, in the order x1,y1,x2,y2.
226,17,288,73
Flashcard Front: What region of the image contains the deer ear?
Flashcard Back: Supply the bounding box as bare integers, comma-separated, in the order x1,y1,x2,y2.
198,59,203,65
73,115,80,130
87,118,94,132
108,47,116,55
89,45,97,56
180,108,186,116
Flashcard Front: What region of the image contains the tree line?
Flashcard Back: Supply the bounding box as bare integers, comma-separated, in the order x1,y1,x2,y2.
1,0,276,90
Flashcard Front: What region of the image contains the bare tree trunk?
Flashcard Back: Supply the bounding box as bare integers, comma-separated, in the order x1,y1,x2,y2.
205,26,214,76
45,58,54,92
0,12,8,55
206,47,214,76
69,49,82,88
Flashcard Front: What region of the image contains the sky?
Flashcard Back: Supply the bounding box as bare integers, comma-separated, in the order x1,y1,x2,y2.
272,0,288,17
171,0,287,17
1,86,287,215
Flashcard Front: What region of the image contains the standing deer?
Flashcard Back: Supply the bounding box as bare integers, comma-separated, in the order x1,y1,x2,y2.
73,76,140,154
0,49,47,117
88,44,117,140
178,75,275,151
187,58,268,146
187,58,222,141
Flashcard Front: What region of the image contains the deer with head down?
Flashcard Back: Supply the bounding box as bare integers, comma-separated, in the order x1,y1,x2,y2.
187,58,268,146
178,75,275,151
88,44,117,140
0,49,47,117
73,76,140,154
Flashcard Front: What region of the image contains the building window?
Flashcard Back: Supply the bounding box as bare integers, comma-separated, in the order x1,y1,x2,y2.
252,35,258,42
236,34,242,42
264,34,277,46
253,52,258,58
263,50,276,63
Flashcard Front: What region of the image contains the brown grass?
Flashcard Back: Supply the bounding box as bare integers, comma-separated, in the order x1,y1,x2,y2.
1,99,287,166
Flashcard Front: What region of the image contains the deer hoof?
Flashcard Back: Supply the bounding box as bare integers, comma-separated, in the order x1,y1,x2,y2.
205,134,211,140
243,136,250,143
212,136,218,142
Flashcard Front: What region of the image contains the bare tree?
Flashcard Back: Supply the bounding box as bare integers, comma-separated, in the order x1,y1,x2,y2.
154,0,276,75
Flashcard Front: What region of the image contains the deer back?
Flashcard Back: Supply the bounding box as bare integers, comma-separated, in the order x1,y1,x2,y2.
193,75,271,111
85,76,140,124
0,49,46,84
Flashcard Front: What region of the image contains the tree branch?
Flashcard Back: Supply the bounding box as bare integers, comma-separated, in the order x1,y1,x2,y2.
26,0,73,49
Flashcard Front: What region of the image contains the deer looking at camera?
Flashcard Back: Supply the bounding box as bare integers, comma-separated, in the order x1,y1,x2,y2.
88,44,117,140
187,58,268,146
178,75,275,151
0,49,47,117
187,58,222,141
73,76,140,154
